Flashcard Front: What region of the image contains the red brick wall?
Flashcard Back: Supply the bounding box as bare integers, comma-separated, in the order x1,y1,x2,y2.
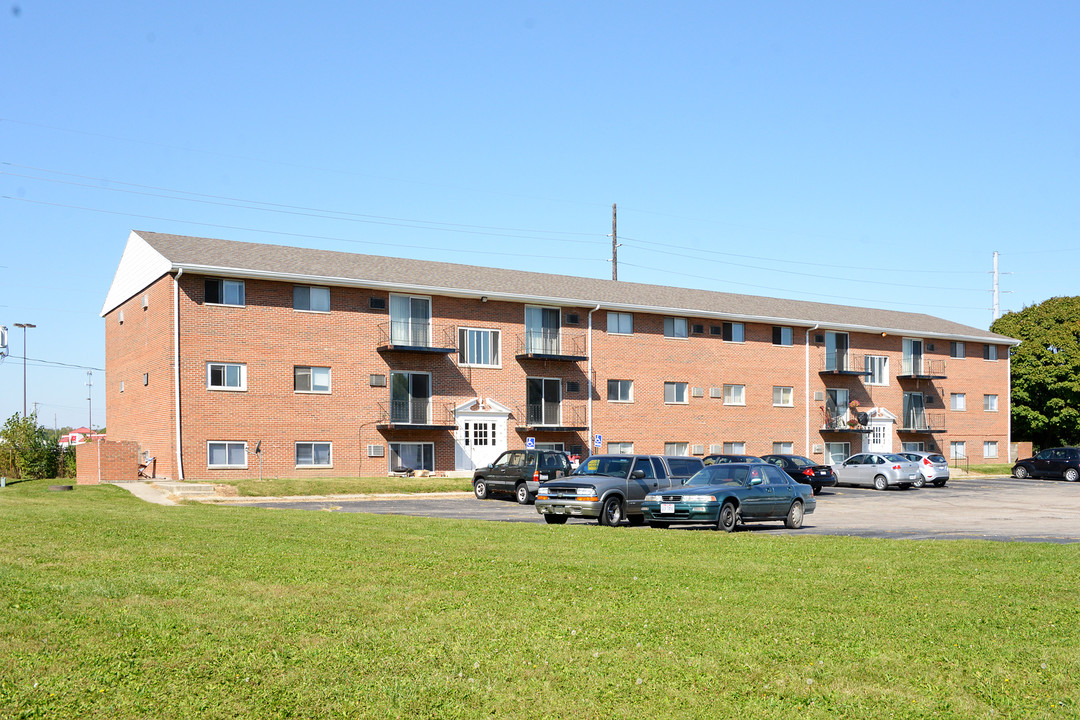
76,440,139,484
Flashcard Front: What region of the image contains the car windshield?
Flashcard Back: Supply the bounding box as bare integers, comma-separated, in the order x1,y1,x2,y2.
573,456,632,478
685,465,750,487
883,453,908,463
787,456,814,467
667,458,702,476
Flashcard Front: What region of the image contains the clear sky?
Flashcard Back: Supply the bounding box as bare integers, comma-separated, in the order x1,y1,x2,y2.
2,1,1077,429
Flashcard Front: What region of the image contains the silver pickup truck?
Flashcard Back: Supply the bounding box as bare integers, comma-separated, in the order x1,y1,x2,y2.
534,454,705,526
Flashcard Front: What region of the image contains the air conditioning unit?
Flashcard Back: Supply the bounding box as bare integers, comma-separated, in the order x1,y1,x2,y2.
370,374,387,387
814,391,825,402
691,444,705,455
566,381,580,393
709,387,723,399
927,343,935,351
813,444,824,454
367,445,385,457
565,313,580,325
692,324,704,334
369,297,386,310
691,387,704,398
710,444,723,453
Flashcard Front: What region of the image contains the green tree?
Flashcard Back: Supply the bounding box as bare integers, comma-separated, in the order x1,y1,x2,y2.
991,296,1080,449
0,413,60,479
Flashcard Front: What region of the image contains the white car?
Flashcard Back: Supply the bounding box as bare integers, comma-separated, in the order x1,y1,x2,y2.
833,453,923,490
898,451,950,488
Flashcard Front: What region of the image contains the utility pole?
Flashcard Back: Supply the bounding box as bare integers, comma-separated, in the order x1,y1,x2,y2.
86,370,93,432
611,203,618,281
13,322,36,418
992,251,1000,322
31,401,39,418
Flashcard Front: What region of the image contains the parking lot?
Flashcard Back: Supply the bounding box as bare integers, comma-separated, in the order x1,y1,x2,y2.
227,475,1080,542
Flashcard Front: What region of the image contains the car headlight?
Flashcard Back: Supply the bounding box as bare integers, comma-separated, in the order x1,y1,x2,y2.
576,487,596,497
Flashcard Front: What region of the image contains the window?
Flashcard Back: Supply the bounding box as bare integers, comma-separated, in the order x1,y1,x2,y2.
295,442,332,467
526,377,562,425
723,384,745,406
824,442,850,465
865,355,889,386
664,442,689,456
902,442,925,452
607,312,633,335
950,441,966,459
772,326,794,346
983,344,998,361
950,341,965,359
773,386,793,407
458,328,501,367
608,442,634,455
293,285,330,312
204,278,245,306
607,379,633,402
664,382,688,404
294,366,331,393
984,394,998,412
826,388,849,426
390,294,432,346
903,392,926,430
390,442,434,472
525,306,561,354
722,322,745,342
206,362,246,391
390,371,431,424
663,317,688,339
984,441,998,459
903,338,924,375
207,441,247,468
950,393,966,411
723,442,745,454
773,441,794,454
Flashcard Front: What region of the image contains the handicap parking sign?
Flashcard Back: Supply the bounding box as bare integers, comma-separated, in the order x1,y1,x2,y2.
594,434,602,448
525,437,535,449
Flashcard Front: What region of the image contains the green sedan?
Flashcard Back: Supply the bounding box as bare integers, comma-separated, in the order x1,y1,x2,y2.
641,462,816,532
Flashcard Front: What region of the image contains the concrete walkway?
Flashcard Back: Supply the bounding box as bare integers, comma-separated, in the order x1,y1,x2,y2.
111,481,176,506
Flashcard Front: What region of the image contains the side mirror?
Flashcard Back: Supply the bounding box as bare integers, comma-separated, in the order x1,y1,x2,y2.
631,469,646,479
749,477,763,486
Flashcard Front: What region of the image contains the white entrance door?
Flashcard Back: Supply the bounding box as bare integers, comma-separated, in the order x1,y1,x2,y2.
867,420,892,453
454,399,510,471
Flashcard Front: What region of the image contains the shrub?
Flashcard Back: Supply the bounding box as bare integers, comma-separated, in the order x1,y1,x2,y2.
0,413,60,479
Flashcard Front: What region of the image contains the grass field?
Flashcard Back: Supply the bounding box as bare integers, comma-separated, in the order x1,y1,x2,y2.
211,475,473,497
2,479,1077,719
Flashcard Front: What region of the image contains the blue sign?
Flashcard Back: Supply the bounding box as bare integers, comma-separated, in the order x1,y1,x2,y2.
594,434,602,448
525,437,535,449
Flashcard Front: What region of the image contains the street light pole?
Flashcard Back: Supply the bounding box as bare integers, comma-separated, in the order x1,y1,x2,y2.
13,323,36,418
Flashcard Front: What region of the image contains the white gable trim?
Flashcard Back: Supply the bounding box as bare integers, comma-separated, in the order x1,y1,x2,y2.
100,231,173,317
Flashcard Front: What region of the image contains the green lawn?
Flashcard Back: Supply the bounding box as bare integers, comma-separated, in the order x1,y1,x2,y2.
966,463,1015,476
2,480,1077,719
210,475,473,497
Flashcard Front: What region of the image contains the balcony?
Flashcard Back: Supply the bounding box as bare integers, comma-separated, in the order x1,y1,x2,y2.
376,321,457,354
820,413,873,434
375,400,456,430
514,402,587,432
899,412,947,434
515,330,588,362
897,358,948,380
819,352,872,376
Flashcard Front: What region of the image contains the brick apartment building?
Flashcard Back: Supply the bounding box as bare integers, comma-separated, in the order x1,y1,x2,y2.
101,231,1019,480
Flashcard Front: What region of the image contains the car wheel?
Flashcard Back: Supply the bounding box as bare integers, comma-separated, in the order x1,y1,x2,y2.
1013,465,1029,479
599,496,624,526
784,501,804,529
811,485,821,495
649,521,670,529
515,483,532,505
932,480,946,487
873,475,888,491
1065,468,1079,482
717,502,738,533
543,515,567,525
913,476,926,489
473,479,488,499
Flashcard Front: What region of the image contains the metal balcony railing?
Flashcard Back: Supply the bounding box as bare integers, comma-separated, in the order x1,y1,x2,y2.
899,358,947,378
376,321,457,352
515,402,587,429
900,412,947,433
820,352,873,375
515,330,588,360
376,400,455,427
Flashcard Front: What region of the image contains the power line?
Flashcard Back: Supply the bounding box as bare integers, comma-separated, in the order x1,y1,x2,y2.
1,355,104,371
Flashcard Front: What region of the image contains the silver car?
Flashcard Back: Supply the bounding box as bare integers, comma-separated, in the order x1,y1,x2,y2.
898,451,950,488
834,453,922,490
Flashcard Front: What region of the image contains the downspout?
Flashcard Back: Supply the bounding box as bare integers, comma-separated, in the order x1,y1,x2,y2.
805,324,819,457
587,304,602,456
173,269,185,480
1007,348,1012,463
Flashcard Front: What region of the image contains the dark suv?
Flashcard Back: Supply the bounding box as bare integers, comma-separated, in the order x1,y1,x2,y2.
473,449,573,504
1012,447,1080,482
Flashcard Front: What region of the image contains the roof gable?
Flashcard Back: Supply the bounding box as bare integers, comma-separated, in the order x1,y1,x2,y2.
100,231,173,316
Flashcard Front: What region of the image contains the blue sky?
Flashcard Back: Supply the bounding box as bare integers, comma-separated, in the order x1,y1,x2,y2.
2,1,1077,429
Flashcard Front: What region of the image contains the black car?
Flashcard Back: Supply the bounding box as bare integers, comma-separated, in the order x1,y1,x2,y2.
473,449,573,504
703,454,764,465
1012,447,1080,482
760,454,837,495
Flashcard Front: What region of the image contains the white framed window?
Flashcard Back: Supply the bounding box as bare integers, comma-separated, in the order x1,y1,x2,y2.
723,442,746,454
525,305,561,354
206,362,246,391
664,382,688,404
294,366,331,393
772,386,793,407
607,312,633,335
293,285,330,312
608,442,634,454
772,326,793,346
663,317,688,339
983,344,998,361
207,441,247,468
773,441,794,454
902,442,925,452
390,294,432,346
824,442,850,465
390,442,434,472
295,442,332,467
526,377,562,425
950,393,966,411
390,371,432,424
722,322,744,343
204,278,245,306
902,337,924,375
458,328,501,367
535,442,565,452
951,441,966,459
984,394,998,412
825,332,850,372
984,441,998,459
723,384,745,406
607,379,633,402
865,355,889,386
664,442,689,456
950,341,965,359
